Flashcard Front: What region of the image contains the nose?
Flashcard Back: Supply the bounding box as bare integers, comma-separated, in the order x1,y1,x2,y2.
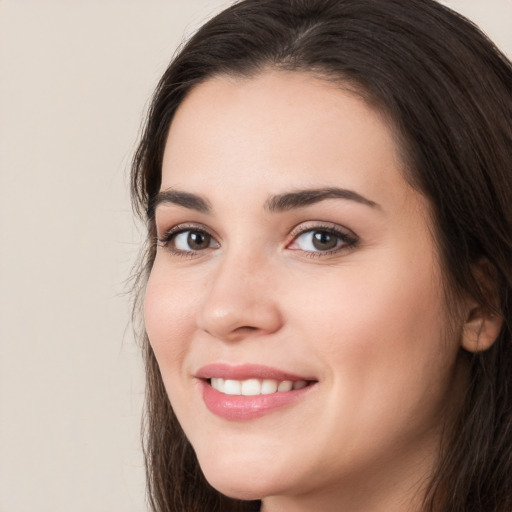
197,254,283,342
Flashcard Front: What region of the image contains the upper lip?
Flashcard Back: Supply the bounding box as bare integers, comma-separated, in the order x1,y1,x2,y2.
195,363,315,382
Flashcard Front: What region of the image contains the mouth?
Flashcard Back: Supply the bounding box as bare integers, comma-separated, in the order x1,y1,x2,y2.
208,377,310,395
196,364,318,420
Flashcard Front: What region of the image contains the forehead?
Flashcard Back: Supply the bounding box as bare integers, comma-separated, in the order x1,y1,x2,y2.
161,70,418,214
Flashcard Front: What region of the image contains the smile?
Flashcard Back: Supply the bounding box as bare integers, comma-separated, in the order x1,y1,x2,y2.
196,364,317,420
210,377,309,395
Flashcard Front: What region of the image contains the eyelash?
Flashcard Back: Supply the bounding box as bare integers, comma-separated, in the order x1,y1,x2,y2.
288,223,358,258
157,222,358,259
157,223,218,259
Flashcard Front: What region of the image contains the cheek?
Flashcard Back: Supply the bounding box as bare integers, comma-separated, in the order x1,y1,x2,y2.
284,259,458,463
288,252,452,390
144,262,197,372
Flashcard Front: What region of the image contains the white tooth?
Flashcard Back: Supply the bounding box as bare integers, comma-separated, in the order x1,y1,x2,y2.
293,380,307,390
223,379,242,395
211,378,224,392
277,380,293,392
261,379,278,394
241,379,261,396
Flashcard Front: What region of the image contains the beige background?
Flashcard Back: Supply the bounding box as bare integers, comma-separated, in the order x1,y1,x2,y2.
0,1,511,511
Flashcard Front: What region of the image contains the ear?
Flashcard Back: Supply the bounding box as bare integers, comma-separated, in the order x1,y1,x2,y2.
461,259,503,353
461,306,502,352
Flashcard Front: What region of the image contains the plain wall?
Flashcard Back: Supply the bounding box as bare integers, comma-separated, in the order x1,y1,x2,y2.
0,1,511,511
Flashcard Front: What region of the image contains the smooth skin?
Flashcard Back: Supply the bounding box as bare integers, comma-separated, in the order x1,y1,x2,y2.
144,71,501,512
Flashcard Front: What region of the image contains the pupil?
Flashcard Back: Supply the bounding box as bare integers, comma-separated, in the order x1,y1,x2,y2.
188,231,209,250
313,231,337,250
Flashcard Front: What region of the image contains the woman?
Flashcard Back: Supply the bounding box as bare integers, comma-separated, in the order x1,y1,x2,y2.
131,0,512,510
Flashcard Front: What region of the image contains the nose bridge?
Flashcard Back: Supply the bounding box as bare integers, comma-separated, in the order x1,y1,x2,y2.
197,246,282,340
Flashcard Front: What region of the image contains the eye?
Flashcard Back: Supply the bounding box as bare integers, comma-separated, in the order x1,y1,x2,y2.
158,226,219,255
288,225,357,254
174,230,215,251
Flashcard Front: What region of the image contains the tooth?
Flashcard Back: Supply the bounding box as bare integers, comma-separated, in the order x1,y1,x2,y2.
261,379,278,394
277,380,293,392
211,377,304,395
211,378,224,392
223,379,242,395
241,379,261,396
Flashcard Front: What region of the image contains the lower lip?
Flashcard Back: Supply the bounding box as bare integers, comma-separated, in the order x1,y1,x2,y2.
201,380,314,421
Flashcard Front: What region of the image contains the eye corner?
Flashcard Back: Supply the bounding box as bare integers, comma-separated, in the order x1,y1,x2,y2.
286,222,359,257
156,222,220,258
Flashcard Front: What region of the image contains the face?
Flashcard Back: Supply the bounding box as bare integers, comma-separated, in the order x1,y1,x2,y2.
145,71,466,511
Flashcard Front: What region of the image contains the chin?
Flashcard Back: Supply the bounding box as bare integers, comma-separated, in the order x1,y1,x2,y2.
202,471,268,501
197,451,292,501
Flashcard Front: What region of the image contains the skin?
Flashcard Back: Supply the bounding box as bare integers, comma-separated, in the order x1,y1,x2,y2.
144,71,473,512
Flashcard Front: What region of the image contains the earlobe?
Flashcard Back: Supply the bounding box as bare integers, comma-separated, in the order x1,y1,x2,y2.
461,305,503,353
461,258,503,353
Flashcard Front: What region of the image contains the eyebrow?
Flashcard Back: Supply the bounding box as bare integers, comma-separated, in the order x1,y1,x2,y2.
150,186,378,218
264,187,379,212
149,189,212,218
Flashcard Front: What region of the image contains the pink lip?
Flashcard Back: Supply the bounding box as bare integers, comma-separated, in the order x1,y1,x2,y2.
196,363,317,421
195,363,314,381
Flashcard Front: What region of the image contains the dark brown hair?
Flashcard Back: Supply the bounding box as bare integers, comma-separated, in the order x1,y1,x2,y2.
131,1,512,510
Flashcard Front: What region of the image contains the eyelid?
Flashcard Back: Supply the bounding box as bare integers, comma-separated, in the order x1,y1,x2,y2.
156,220,358,258
157,222,215,241
286,221,359,255
156,222,220,255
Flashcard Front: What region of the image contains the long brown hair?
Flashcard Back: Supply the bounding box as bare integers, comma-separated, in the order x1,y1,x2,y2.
131,1,512,510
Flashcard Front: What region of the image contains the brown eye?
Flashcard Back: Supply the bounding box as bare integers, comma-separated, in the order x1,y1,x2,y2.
288,226,358,254
312,231,338,251
167,229,219,252
186,231,211,250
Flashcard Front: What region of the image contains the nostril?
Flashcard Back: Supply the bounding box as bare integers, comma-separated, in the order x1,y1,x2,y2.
235,326,258,333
